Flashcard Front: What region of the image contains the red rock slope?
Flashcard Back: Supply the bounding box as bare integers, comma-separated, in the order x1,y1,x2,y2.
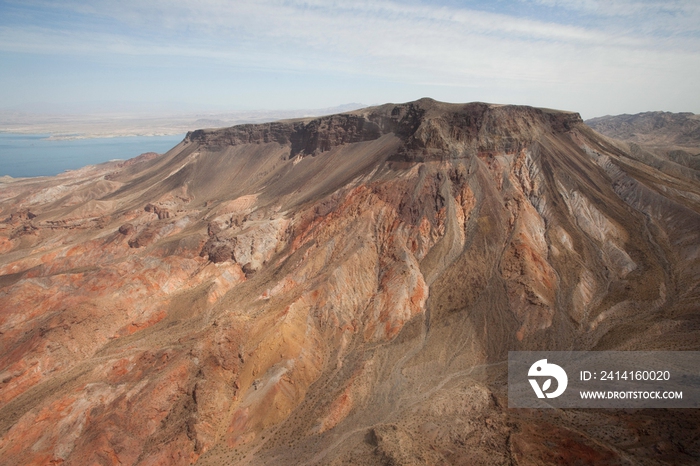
1,99,699,465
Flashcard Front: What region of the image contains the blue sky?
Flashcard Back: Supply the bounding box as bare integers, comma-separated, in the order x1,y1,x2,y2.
0,0,698,118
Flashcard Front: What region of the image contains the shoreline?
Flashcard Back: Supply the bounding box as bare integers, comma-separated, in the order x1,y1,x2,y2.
0,129,191,141
0,132,186,178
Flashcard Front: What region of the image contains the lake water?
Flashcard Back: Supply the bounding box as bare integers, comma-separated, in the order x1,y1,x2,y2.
0,133,186,178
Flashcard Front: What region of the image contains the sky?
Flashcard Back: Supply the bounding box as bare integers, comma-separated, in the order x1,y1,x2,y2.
0,0,698,119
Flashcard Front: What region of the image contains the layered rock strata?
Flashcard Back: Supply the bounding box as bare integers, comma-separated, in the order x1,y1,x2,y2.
1,99,699,465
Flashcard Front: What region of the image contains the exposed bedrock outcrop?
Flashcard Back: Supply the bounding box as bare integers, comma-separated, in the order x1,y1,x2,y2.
185,99,583,162
0,99,698,465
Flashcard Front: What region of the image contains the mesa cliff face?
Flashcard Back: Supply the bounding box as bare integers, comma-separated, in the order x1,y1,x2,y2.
1,99,699,465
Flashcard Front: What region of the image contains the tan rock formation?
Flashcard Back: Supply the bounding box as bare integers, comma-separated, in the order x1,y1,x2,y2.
1,99,699,465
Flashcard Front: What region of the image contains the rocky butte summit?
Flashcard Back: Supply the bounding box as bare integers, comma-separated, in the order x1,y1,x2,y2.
0,99,699,465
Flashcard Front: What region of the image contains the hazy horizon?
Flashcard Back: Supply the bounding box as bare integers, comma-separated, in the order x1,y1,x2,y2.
1,1,699,121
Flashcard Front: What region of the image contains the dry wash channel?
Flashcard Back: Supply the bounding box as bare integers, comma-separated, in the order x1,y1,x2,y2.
1,99,699,465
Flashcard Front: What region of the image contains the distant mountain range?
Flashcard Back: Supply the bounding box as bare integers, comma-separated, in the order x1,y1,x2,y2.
586,111,700,150
0,103,367,139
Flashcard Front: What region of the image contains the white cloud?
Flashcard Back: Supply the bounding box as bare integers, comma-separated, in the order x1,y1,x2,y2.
1,0,698,116
523,0,700,35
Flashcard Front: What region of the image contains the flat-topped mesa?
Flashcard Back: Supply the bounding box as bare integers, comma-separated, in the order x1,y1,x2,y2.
364,101,583,161
184,99,583,161
3,96,699,466
184,115,383,158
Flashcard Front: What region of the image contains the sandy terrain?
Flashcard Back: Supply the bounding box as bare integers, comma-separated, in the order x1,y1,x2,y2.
1,99,699,465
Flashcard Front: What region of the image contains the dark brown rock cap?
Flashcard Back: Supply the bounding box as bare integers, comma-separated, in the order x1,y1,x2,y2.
183,98,583,163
